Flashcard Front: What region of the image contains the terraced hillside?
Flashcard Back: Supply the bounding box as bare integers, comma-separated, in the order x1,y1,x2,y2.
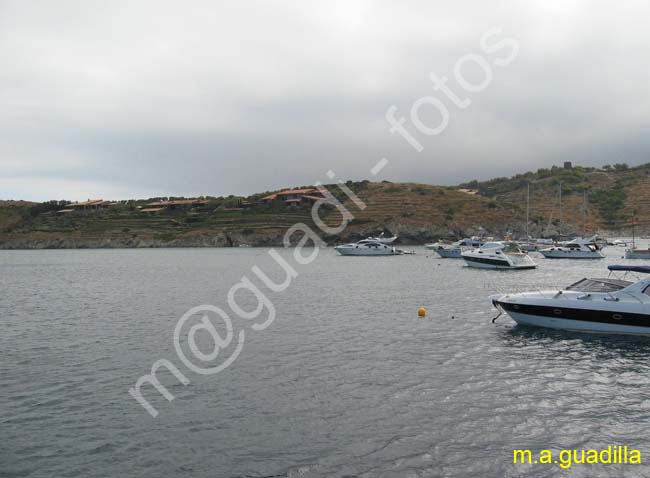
0,201,323,248
322,182,518,242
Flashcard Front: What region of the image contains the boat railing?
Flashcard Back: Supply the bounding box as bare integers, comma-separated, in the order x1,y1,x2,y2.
485,282,566,297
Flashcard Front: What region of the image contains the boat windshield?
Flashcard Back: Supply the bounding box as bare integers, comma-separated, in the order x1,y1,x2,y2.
502,242,523,254
565,278,632,293
481,242,503,249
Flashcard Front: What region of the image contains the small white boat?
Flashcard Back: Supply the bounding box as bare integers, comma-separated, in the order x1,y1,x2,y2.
334,238,403,256
492,265,650,335
397,249,416,255
517,241,538,252
462,242,537,270
426,238,484,258
369,232,397,244
539,236,605,259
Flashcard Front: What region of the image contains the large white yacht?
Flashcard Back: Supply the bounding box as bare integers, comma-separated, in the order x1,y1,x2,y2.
462,242,537,270
426,238,484,258
539,236,605,259
491,265,650,335
334,238,403,256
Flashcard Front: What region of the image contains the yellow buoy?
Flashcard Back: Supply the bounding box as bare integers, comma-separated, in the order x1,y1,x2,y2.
418,307,426,317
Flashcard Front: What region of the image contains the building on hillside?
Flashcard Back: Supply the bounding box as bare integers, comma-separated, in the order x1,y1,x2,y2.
564,161,573,169
67,199,115,210
259,188,325,206
56,199,115,214
144,199,209,210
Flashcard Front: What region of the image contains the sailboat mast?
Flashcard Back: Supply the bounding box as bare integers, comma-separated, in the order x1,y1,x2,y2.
526,182,530,239
583,190,586,233
558,181,563,234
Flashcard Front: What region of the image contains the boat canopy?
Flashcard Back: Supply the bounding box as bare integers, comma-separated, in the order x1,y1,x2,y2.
608,265,650,274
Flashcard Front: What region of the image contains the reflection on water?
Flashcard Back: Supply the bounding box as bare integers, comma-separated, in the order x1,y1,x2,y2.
501,324,650,360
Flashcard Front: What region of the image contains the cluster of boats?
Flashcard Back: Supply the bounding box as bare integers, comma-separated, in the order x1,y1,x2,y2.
334,233,650,336
334,234,633,265
423,235,606,269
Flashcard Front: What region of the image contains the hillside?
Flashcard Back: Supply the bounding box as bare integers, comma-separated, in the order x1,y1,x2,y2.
459,162,650,235
2,163,650,248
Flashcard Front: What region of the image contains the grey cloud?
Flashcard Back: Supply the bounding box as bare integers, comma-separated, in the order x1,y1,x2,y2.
1,0,650,200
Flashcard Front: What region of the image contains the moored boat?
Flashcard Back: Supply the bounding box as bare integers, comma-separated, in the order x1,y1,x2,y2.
334,238,403,256
625,248,650,259
426,237,484,258
539,236,604,259
462,242,537,270
491,265,650,335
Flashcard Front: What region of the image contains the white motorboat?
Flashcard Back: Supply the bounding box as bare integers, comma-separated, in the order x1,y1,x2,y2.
426,238,484,258
539,236,605,259
334,238,402,256
491,265,650,335
462,242,537,270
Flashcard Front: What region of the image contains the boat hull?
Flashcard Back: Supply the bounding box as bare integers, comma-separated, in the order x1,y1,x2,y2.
435,248,463,258
505,310,650,335
334,248,400,256
540,250,604,259
463,255,536,270
496,300,650,335
625,251,650,259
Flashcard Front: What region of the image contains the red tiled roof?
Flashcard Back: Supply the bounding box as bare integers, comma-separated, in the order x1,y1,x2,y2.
277,188,316,196
260,194,278,201
302,194,325,201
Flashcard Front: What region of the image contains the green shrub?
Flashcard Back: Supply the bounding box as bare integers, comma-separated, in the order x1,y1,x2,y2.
590,188,627,223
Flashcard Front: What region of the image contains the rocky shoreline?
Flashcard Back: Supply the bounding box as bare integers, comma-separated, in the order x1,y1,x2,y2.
0,223,546,249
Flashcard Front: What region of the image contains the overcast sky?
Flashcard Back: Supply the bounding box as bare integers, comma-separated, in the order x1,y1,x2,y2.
1,0,649,201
